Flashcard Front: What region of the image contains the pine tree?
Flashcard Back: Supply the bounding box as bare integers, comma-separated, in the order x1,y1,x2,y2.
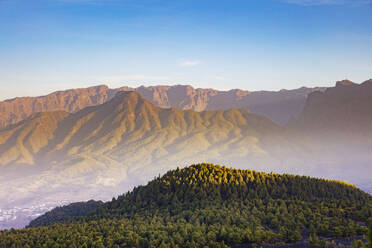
367,217,372,248
309,232,319,247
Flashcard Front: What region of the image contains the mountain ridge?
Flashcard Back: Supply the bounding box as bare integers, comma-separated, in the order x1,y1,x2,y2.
0,84,326,128
0,90,288,168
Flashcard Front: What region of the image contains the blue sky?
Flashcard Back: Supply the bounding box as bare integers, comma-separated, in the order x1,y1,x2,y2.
0,0,371,99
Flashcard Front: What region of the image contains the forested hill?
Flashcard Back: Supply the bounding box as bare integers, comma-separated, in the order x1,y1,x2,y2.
27,200,103,228
2,163,372,248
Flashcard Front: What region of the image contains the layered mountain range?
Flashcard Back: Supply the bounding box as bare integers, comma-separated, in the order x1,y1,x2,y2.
0,84,325,128
0,91,304,212
0,79,371,229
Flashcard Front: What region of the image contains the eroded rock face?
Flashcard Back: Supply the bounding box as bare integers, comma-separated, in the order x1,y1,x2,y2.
296,79,372,134
0,85,115,128
0,84,325,128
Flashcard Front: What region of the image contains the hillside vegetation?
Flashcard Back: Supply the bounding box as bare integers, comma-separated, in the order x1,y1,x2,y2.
1,163,371,248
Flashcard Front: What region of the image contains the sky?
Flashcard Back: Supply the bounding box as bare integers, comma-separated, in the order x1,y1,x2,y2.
0,0,371,100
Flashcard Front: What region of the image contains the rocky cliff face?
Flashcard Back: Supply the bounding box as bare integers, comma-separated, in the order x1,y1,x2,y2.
0,85,115,128
296,79,372,134
0,84,325,128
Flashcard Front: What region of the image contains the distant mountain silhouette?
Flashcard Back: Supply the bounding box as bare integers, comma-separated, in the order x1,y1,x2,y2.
295,79,372,135
0,84,325,128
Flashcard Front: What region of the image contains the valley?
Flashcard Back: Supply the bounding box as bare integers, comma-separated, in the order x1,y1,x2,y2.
0,80,371,232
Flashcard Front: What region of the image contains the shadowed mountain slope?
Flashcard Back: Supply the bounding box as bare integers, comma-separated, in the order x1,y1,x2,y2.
292,79,372,158
296,79,372,134
286,79,372,194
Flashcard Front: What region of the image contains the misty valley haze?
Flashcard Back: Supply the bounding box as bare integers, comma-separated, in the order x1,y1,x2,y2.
1,0,372,246
0,80,371,230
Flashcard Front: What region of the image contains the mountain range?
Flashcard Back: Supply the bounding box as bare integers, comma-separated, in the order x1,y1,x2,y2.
0,84,326,128
0,91,303,215
0,79,371,229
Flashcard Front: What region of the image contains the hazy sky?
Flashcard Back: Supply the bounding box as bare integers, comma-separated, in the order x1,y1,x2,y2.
1,0,371,100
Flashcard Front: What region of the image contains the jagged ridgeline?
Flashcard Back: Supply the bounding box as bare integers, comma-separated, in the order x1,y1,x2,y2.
1,163,372,248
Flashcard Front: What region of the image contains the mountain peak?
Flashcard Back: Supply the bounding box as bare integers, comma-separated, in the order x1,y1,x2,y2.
335,80,357,88
114,90,142,99
112,90,149,105
103,90,153,113
361,79,372,86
